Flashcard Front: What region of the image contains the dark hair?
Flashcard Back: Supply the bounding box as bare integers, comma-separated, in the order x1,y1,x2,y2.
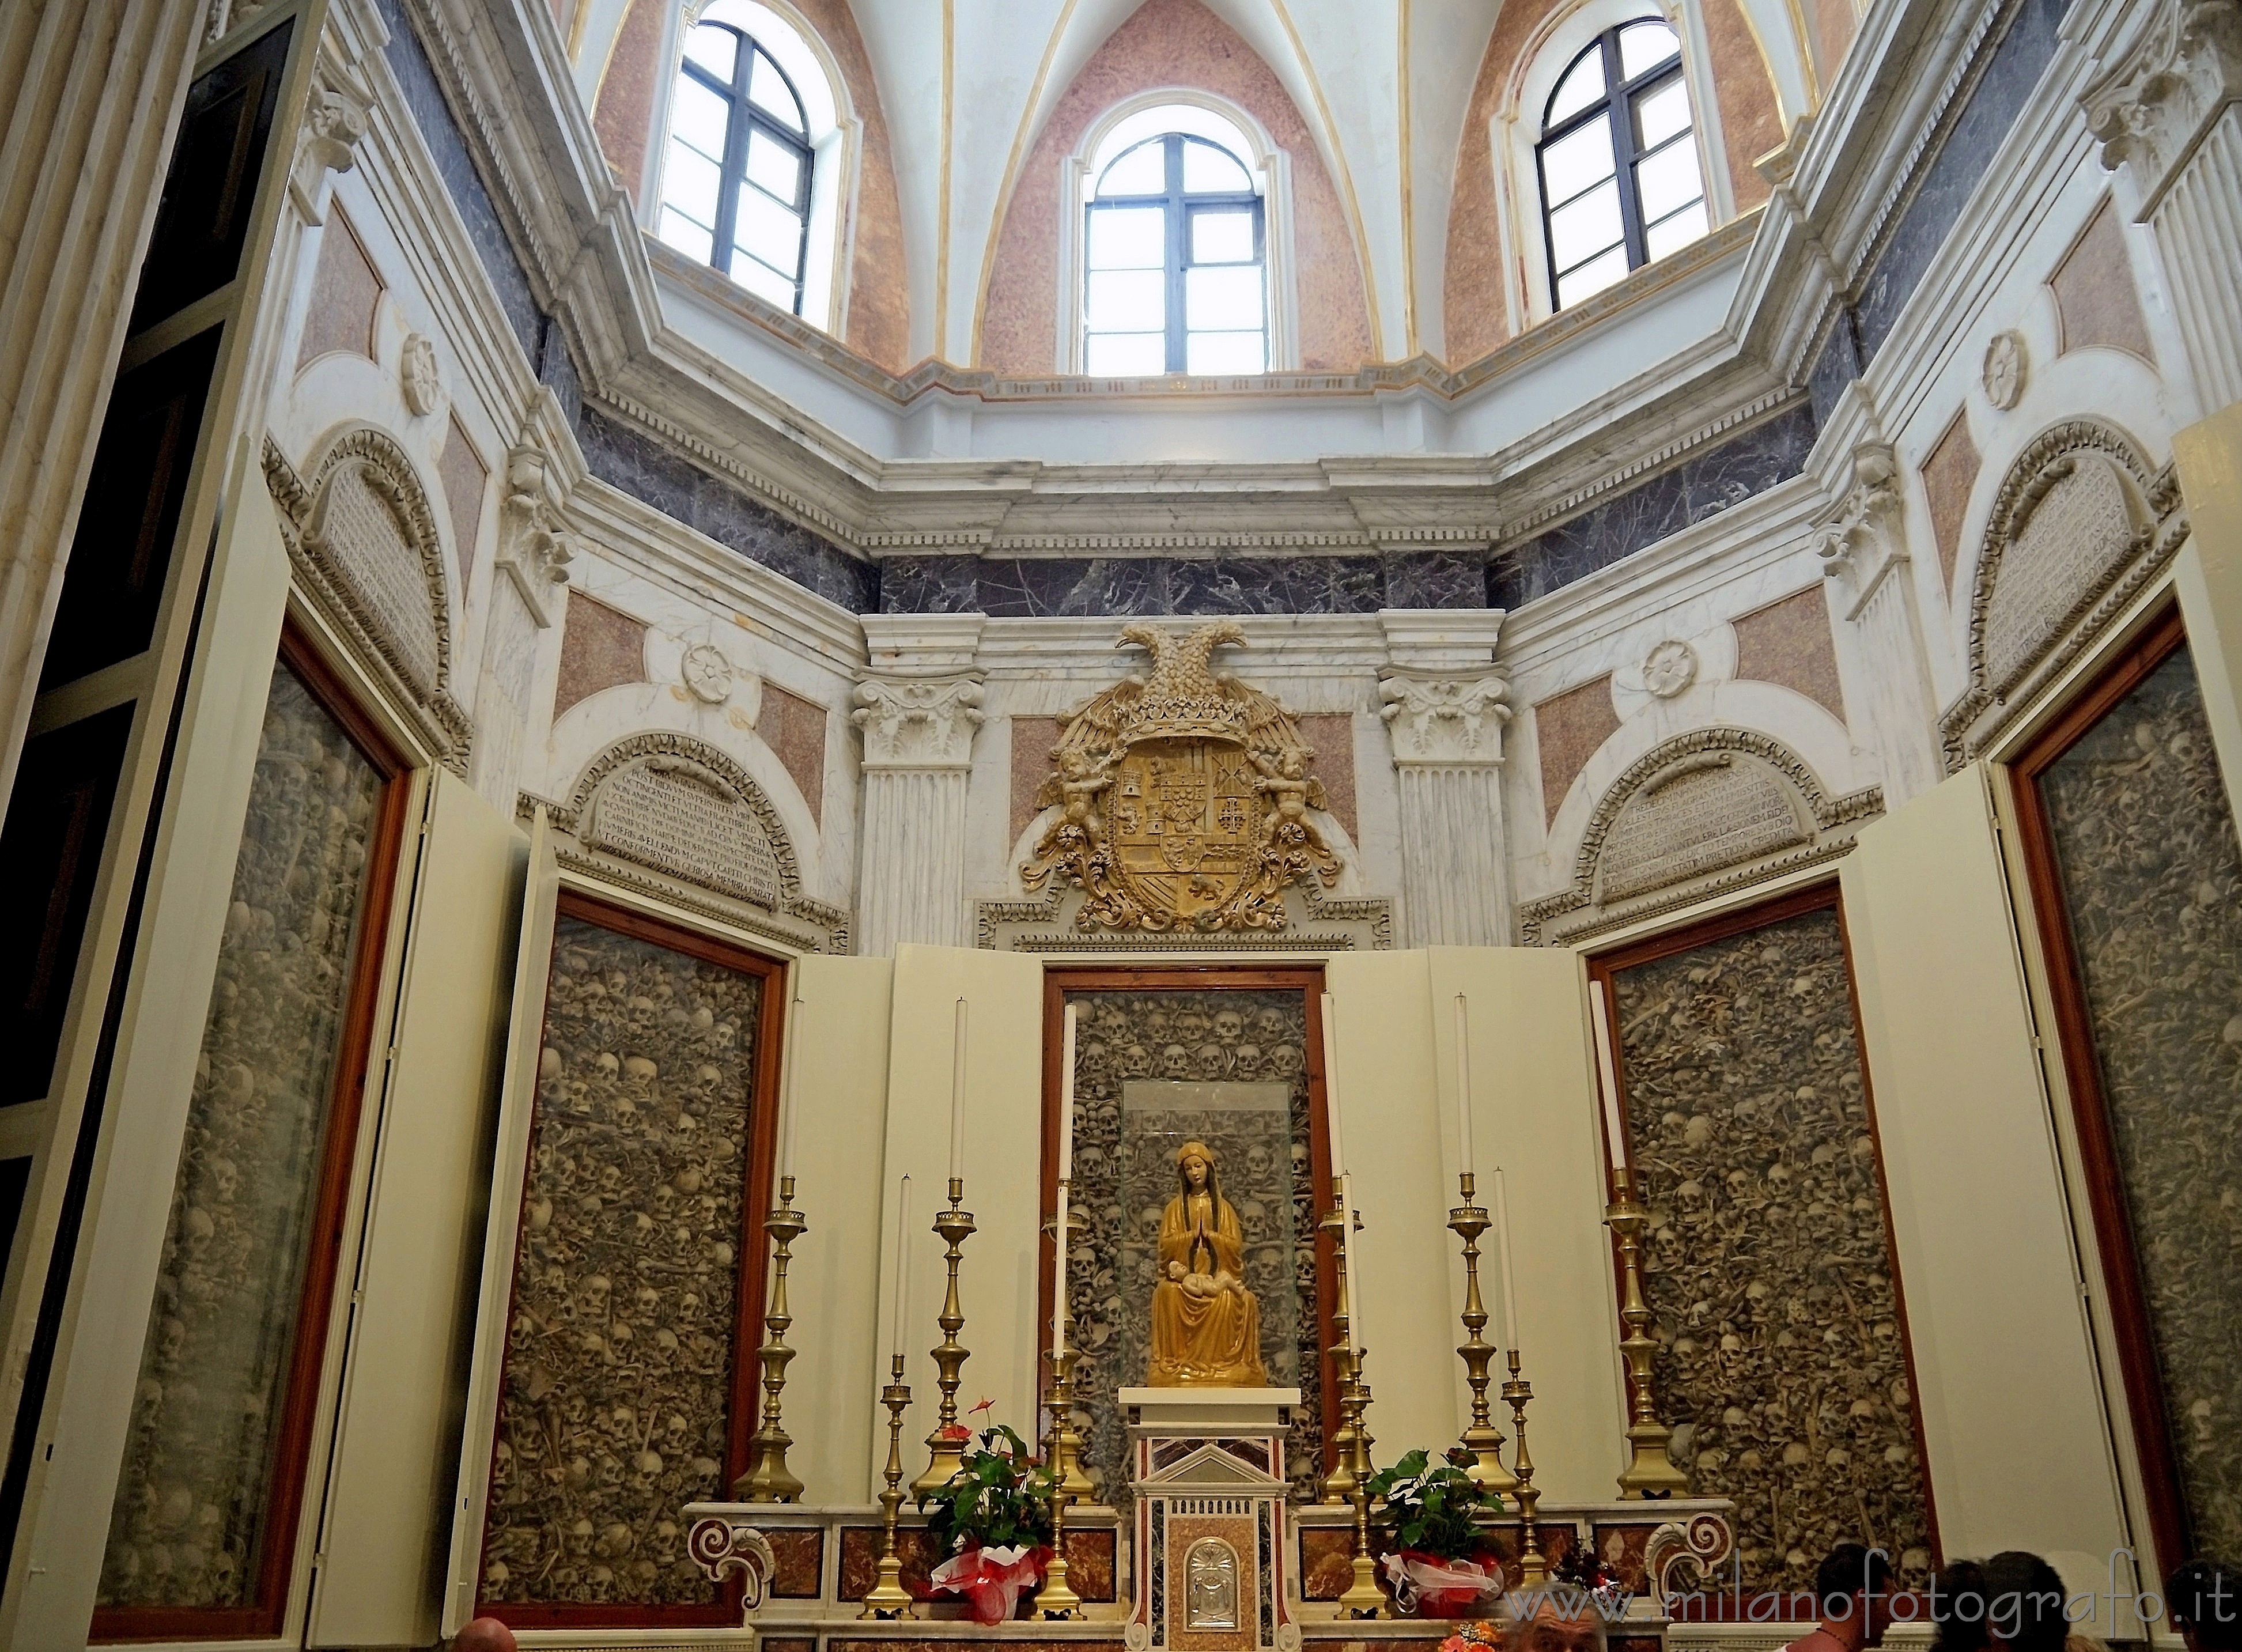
2168,1560,2242,1652
1817,1545,1897,1618
1981,1552,2067,1652
1934,1560,1991,1652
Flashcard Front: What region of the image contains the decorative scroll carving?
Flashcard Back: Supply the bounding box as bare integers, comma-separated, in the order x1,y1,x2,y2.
1520,730,1880,944
851,674,985,768
1644,1513,1736,1602
1612,903,1933,1596
1377,672,1511,763
498,440,575,627
263,431,472,772
1020,623,1342,934
479,916,766,1610
1940,421,2187,770
2085,0,2242,206
687,1519,777,1623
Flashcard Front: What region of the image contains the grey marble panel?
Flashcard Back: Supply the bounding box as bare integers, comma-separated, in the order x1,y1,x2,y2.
1380,550,1489,609
874,554,980,613
974,557,1172,616
882,552,1493,616
1492,405,1817,608
1854,0,2067,360
577,409,878,612
378,0,545,368
1168,555,1384,614
1808,309,1867,430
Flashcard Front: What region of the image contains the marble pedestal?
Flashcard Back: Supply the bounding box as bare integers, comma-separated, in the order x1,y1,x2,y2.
1121,1388,1303,1652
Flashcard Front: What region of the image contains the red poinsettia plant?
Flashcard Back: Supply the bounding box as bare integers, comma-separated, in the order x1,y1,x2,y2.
1366,1447,1509,1619
917,1422,1057,1624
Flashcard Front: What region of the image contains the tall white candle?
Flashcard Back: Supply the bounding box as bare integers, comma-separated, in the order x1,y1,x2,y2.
950,998,968,1181
779,986,806,1181
1492,1166,1522,1352
1058,1003,1078,1182
1453,993,1474,1180
891,1174,913,1359
1589,979,1628,1172
1321,992,1345,1178
1052,1181,1071,1359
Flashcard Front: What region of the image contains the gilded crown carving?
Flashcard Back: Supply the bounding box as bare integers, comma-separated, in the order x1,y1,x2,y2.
1020,621,1340,933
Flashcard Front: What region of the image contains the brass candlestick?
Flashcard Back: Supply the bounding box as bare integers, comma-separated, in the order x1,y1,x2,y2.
1448,1171,1519,1494
1502,1349,1549,1585
1317,1184,1362,1504
862,1353,916,1618
911,1177,977,1498
1042,1205,1094,1500
1337,1356,1386,1617
735,1176,807,1500
1607,1165,1690,1497
1039,1464,1084,1619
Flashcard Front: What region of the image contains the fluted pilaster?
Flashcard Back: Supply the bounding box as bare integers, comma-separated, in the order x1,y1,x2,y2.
1377,610,1514,947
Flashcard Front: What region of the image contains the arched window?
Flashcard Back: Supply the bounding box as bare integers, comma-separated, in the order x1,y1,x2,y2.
657,14,815,313
1082,109,1268,375
1536,18,1707,310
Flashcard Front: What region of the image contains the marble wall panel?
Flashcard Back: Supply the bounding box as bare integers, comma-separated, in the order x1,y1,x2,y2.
1296,715,1357,842
879,552,1489,617
1731,587,1846,724
574,407,879,613
2050,199,2156,365
1919,410,1981,596
757,682,829,826
875,554,980,614
1534,675,1620,830
100,664,389,1612
2034,644,2242,1563
296,203,381,367
555,589,647,720
1852,0,2066,362
1379,550,1489,609
1610,902,1933,1596
1063,990,1325,1506
478,914,767,1609
439,413,487,588
1492,406,1817,610
1011,715,1063,844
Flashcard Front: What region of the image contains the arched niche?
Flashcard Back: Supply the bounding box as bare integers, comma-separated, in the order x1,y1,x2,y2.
545,731,846,952
1520,728,1880,944
262,427,472,772
1940,419,2187,770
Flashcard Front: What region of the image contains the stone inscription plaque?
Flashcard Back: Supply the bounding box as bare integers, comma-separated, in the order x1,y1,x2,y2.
585,761,782,909
1599,757,1806,902
1984,456,2135,693
318,462,440,691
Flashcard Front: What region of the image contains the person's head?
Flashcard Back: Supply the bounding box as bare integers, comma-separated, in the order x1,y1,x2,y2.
1498,1587,1609,1652
1175,1141,1219,1199
1981,1552,2067,1652
1817,1545,1898,1646
1933,1560,1991,1652
2168,1560,2242,1652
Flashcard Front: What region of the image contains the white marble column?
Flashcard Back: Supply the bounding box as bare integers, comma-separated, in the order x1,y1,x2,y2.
1377,610,1515,947
2086,0,2242,410
0,0,205,799
1817,440,1946,808
850,614,986,955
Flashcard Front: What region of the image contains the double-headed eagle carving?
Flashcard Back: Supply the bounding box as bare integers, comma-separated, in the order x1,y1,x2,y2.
1021,621,1340,932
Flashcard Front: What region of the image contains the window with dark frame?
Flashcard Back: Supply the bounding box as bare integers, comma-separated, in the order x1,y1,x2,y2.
1536,18,1708,311
656,21,814,315
1083,132,1268,376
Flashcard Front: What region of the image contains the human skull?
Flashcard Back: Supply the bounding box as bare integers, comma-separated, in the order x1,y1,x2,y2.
207,1158,239,1203
585,1563,616,1602
1119,1044,1151,1078
1245,1144,1273,1181
1196,1042,1227,1077
1161,1044,1192,1079
1267,1044,1303,1079
631,1449,664,1495
1213,1011,1244,1044
1231,1042,1262,1076
566,1518,596,1559
1254,1007,1286,1041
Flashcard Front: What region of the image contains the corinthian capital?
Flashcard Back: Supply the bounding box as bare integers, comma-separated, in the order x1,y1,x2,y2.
852,675,986,769
1378,670,1513,765
2084,0,2242,210
1816,443,1905,615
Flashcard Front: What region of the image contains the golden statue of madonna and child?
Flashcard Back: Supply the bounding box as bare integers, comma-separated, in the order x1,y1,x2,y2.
1147,1140,1269,1388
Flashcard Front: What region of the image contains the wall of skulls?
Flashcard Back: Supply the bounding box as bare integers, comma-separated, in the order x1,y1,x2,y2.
100,664,388,1611
1610,905,1933,1597
1063,991,1327,1504
2034,644,2242,1564
478,916,766,1610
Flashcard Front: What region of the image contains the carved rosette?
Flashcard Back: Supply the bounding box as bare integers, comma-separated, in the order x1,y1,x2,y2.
1019,622,1342,934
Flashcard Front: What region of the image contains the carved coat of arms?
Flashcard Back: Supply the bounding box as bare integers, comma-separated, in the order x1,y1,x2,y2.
1021,622,1341,931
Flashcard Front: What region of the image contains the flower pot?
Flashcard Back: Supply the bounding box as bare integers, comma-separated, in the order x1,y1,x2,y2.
928,1543,1053,1624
